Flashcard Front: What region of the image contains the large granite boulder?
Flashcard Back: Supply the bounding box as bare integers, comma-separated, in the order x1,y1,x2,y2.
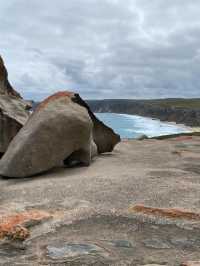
0,92,95,177
31,93,120,153
0,56,30,155
0,91,120,178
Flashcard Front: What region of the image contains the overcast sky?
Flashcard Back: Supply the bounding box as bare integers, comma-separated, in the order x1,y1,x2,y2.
1,0,200,100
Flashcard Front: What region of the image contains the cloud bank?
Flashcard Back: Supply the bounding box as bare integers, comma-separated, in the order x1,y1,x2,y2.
1,0,200,100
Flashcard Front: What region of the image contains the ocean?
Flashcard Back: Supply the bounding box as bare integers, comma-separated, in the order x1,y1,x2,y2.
95,113,191,139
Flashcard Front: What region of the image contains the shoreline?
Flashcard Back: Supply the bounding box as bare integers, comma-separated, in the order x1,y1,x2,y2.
95,112,194,139
88,99,200,127
96,111,193,128
121,131,200,141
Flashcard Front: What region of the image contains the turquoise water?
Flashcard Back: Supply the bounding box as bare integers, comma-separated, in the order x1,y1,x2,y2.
95,113,191,139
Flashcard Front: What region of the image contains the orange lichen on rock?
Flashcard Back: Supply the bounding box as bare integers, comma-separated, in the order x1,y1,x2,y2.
4,225,30,241
129,204,200,220
36,91,75,111
0,210,51,241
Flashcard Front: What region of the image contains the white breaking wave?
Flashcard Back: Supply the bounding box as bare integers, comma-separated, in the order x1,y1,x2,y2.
95,113,192,139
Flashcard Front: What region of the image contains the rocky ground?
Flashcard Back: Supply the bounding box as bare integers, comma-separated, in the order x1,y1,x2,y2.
0,136,200,265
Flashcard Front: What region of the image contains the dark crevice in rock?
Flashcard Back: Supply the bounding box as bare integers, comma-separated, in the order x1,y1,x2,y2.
72,93,121,153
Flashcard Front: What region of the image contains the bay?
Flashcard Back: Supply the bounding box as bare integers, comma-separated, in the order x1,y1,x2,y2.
95,113,191,139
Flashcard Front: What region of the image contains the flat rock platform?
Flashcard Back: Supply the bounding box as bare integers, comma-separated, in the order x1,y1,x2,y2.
0,136,200,265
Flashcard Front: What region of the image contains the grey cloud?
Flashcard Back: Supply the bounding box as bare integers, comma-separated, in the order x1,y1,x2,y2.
0,0,200,100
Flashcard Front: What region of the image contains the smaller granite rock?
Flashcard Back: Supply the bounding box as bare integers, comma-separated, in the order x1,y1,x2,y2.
72,93,120,153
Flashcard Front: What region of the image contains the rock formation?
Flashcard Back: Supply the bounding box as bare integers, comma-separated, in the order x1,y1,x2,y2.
31,94,121,153
0,91,120,178
71,93,120,153
0,56,21,98
0,92,95,177
0,56,30,156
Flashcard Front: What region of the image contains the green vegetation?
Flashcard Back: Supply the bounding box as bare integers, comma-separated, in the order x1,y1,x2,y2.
142,98,200,109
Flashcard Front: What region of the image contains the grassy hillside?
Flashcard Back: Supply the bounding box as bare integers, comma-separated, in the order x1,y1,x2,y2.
87,98,200,126
140,98,200,109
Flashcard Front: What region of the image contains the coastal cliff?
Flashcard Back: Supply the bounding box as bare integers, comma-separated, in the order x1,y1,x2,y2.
87,99,200,127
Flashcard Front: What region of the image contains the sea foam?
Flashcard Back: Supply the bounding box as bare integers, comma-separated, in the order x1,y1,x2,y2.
95,113,191,139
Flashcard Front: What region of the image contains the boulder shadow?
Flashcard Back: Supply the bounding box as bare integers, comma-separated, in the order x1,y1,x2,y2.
98,153,116,158
0,162,92,184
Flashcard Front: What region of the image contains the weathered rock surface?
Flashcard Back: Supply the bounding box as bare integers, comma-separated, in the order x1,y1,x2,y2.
0,92,94,177
129,205,200,220
0,136,200,264
0,56,30,154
